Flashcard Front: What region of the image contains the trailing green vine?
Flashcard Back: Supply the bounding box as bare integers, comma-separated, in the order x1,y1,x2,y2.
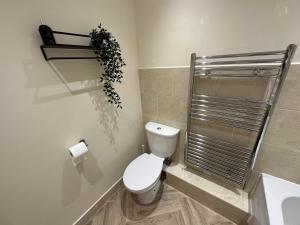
90,24,126,108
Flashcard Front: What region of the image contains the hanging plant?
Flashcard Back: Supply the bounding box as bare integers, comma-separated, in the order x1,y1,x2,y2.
90,24,126,108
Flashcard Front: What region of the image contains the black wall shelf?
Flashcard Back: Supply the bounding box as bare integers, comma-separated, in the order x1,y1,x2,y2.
39,25,99,61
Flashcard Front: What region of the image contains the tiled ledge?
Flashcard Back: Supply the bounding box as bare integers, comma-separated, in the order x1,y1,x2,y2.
164,163,249,225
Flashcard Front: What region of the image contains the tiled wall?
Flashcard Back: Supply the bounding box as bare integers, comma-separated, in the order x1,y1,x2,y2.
254,64,300,184
139,65,300,185
139,68,189,163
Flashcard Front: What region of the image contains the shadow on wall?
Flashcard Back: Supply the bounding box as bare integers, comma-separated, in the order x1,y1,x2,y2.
23,58,103,104
62,152,104,206
49,59,120,145
23,40,120,143
82,79,119,144
51,59,119,145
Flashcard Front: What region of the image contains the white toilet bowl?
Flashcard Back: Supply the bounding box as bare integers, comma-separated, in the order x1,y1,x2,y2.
123,153,164,204
123,122,179,204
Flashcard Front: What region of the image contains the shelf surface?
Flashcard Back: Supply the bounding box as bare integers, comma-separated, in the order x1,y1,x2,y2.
41,44,95,50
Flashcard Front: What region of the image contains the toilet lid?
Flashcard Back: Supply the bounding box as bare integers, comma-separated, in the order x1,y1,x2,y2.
123,153,164,193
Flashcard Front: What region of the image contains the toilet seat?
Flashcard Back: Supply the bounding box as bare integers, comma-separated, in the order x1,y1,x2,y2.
123,153,164,194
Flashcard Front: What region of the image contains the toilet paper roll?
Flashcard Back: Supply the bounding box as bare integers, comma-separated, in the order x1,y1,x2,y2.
68,141,88,166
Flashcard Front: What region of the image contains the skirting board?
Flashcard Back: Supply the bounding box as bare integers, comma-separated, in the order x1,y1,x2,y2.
73,177,123,225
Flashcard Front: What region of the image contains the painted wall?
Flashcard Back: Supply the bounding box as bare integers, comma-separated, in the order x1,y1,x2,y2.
0,0,143,225
135,0,300,68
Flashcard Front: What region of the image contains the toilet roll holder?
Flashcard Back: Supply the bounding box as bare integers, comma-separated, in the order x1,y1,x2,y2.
79,139,88,146
68,139,88,158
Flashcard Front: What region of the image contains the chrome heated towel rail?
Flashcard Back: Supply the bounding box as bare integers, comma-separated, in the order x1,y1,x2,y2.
185,44,297,188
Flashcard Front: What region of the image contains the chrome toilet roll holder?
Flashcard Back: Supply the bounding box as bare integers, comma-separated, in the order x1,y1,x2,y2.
79,139,88,146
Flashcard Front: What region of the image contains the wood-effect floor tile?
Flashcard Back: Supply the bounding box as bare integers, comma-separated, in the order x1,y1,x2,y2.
85,183,236,225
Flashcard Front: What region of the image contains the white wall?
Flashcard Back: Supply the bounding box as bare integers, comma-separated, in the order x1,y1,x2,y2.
135,0,300,68
0,0,143,225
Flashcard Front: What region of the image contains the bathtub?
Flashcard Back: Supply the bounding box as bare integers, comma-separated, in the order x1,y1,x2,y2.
249,173,300,225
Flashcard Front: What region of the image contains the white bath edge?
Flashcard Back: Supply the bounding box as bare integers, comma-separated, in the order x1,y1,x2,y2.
250,173,300,225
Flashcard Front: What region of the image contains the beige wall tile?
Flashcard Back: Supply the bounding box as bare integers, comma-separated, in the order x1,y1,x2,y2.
158,96,188,123
141,93,158,116
143,114,158,124
139,69,173,97
173,68,190,98
254,143,300,184
277,64,300,111
264,108,300,151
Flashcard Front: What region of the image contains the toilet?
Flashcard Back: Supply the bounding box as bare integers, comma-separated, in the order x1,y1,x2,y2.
123,122,179,204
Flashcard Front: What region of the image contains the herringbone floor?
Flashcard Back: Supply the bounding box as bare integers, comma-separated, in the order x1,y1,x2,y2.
85,183,236,225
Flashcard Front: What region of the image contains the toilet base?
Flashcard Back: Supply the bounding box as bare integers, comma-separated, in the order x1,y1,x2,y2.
137,179,161,204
